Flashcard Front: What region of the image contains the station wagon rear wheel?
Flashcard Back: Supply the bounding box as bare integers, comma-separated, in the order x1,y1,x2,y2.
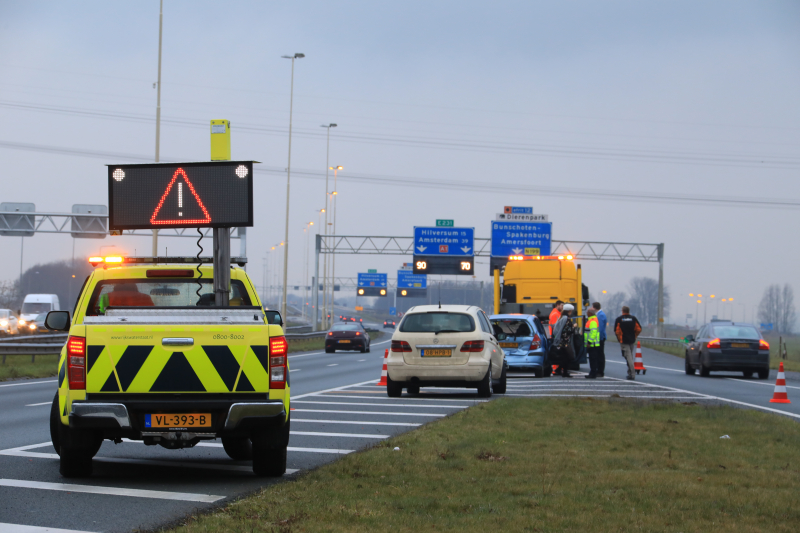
386,375,403,398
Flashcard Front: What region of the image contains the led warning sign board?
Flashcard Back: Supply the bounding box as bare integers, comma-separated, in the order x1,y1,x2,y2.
107,161,254,230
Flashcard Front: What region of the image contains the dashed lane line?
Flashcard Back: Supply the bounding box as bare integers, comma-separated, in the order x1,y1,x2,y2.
0,478,224,502
25,402,51,407
327,364,338,367
293,419,420,427
292,400,469,409
0,380,57,388
292,408,445,417
291,379,378,400
0,522,98,533
291,431,388,439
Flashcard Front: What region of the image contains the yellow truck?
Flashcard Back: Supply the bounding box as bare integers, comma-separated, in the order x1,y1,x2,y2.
45,256,290,478
493,255,589,366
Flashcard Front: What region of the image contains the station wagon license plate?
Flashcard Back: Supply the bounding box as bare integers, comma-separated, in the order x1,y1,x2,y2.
731,343,750,348
500,342,518,348
421,349,452,357
338,339,351,343
145,413,212,429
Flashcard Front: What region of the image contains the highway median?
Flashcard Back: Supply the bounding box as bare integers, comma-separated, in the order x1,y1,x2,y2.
171,397,800,533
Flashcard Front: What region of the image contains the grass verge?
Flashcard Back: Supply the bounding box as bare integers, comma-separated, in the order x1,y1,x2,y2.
171,398,800,533
642,341,800,373
0,354,59,381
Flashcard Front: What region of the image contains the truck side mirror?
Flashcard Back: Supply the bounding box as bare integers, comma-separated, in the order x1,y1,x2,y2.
44,311,71,331
264,310,283,326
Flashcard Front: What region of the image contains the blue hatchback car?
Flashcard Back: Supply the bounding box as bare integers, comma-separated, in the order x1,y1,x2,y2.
490,314,551,377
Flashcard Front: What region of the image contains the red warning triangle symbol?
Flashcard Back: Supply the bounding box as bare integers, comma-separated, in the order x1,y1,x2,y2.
150,168,212,225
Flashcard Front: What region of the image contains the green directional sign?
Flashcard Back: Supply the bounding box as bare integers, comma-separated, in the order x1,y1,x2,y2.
367,269,377,273
436,219,454,227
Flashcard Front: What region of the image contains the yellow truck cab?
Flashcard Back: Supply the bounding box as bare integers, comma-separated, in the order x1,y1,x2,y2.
46,257,290,478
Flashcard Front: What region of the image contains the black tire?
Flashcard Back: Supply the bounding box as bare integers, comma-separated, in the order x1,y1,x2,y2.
50,393,61,456
494,364,507,394
544,364,553,378
700,361,710,377
685,354,695,375
387,375,402,398
758,368,770,380
742,371,753,379
533,368,543,378
360,344,366,353
222,436,252,460
407,385,420,395
366,344,371,353
252,419,290,477
58,425,102,478
477,367,493,398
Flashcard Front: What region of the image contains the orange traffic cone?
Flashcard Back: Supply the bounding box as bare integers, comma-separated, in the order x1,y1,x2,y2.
634,341,647,375
770,362,790,404
376,349,389,386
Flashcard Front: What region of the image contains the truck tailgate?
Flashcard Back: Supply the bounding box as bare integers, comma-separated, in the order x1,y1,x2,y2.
83,309,272,393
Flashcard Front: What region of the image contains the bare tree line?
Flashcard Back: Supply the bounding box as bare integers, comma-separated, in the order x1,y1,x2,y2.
758,284,796,334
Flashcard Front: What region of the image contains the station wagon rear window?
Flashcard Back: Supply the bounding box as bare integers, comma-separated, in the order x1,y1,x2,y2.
332,324,363,331
399,312,475,333
86,279,252,315
711,325,761,340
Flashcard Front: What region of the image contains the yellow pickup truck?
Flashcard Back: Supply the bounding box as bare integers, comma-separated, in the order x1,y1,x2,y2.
45,257,290,478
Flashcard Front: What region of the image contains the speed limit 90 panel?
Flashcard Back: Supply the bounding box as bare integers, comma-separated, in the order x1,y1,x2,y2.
412,255,474,275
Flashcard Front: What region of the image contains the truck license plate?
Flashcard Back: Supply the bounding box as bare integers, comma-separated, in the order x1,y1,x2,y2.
421,349,452,357
145,413,212,428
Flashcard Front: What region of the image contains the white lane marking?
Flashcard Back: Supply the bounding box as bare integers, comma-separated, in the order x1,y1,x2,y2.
180,442,354,454
0,442,52,453
293,419,420,427
319,394,488,402
327,364,339,367
358,359,366,362
292,409,445,417
505,394,707,399
291,379,378,400
0,522,98,533
288,339,391,360
0,478,224,503
606,360,683,373
607,359,800,389
0,448,298,474
293,400,465,409
291,431,388,439
289,369,300,372
25,402,51,407
0,380,57,388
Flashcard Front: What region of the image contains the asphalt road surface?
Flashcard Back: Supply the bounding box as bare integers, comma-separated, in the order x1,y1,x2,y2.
1,342,798,532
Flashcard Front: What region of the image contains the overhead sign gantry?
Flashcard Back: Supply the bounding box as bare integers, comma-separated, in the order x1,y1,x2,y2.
412,226,474,275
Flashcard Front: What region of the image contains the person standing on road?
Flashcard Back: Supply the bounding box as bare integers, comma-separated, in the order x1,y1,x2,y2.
548,300,564,337
584,308,601,378
552,303,576,378
592,302,607,378
614,306,642,380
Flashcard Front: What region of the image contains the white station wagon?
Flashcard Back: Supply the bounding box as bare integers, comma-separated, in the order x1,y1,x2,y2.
387,305,508,397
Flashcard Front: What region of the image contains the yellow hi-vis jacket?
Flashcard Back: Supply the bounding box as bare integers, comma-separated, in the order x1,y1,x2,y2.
584,316,600,348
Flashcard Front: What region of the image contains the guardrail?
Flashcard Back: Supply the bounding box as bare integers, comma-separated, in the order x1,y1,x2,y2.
639,336,685,347
0,333,67,344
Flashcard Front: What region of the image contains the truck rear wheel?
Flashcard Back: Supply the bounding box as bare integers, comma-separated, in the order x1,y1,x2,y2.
222,436,253,460
58,425,102,478
50,393,61,456
251,419,290,477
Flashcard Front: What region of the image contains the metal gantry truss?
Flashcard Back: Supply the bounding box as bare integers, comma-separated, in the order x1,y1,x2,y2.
0,211,243,239
314,235,665,335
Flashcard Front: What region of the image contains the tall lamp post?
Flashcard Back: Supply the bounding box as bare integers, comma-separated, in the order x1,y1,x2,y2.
280,52,305,323
329,166,342,323
320,124,336,328
315,208,325,328
303,222,313,319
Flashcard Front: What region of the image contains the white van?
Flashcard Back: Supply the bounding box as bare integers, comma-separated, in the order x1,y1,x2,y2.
20,294,60,322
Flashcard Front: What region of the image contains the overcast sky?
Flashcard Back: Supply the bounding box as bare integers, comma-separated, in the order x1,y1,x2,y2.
1,1,798,322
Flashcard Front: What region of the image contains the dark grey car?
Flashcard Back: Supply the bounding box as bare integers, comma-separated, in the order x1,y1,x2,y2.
684,321,770,379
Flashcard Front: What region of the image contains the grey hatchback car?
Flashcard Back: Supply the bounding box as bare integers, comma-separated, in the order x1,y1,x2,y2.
684,321,770,379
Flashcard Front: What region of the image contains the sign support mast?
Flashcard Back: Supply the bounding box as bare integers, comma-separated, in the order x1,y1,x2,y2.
211,120,233,307
152,0,163,258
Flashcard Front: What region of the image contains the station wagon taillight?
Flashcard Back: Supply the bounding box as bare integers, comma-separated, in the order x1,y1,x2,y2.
66,336,86,390
759,339,770,350
707,338,721,349
391,340,412,352
460,340,485,352
269,335,288,389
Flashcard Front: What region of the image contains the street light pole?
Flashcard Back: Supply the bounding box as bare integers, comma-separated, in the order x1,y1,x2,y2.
152,0,164,258
280,53,305,323
319,124,336,329
329,166,342,323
